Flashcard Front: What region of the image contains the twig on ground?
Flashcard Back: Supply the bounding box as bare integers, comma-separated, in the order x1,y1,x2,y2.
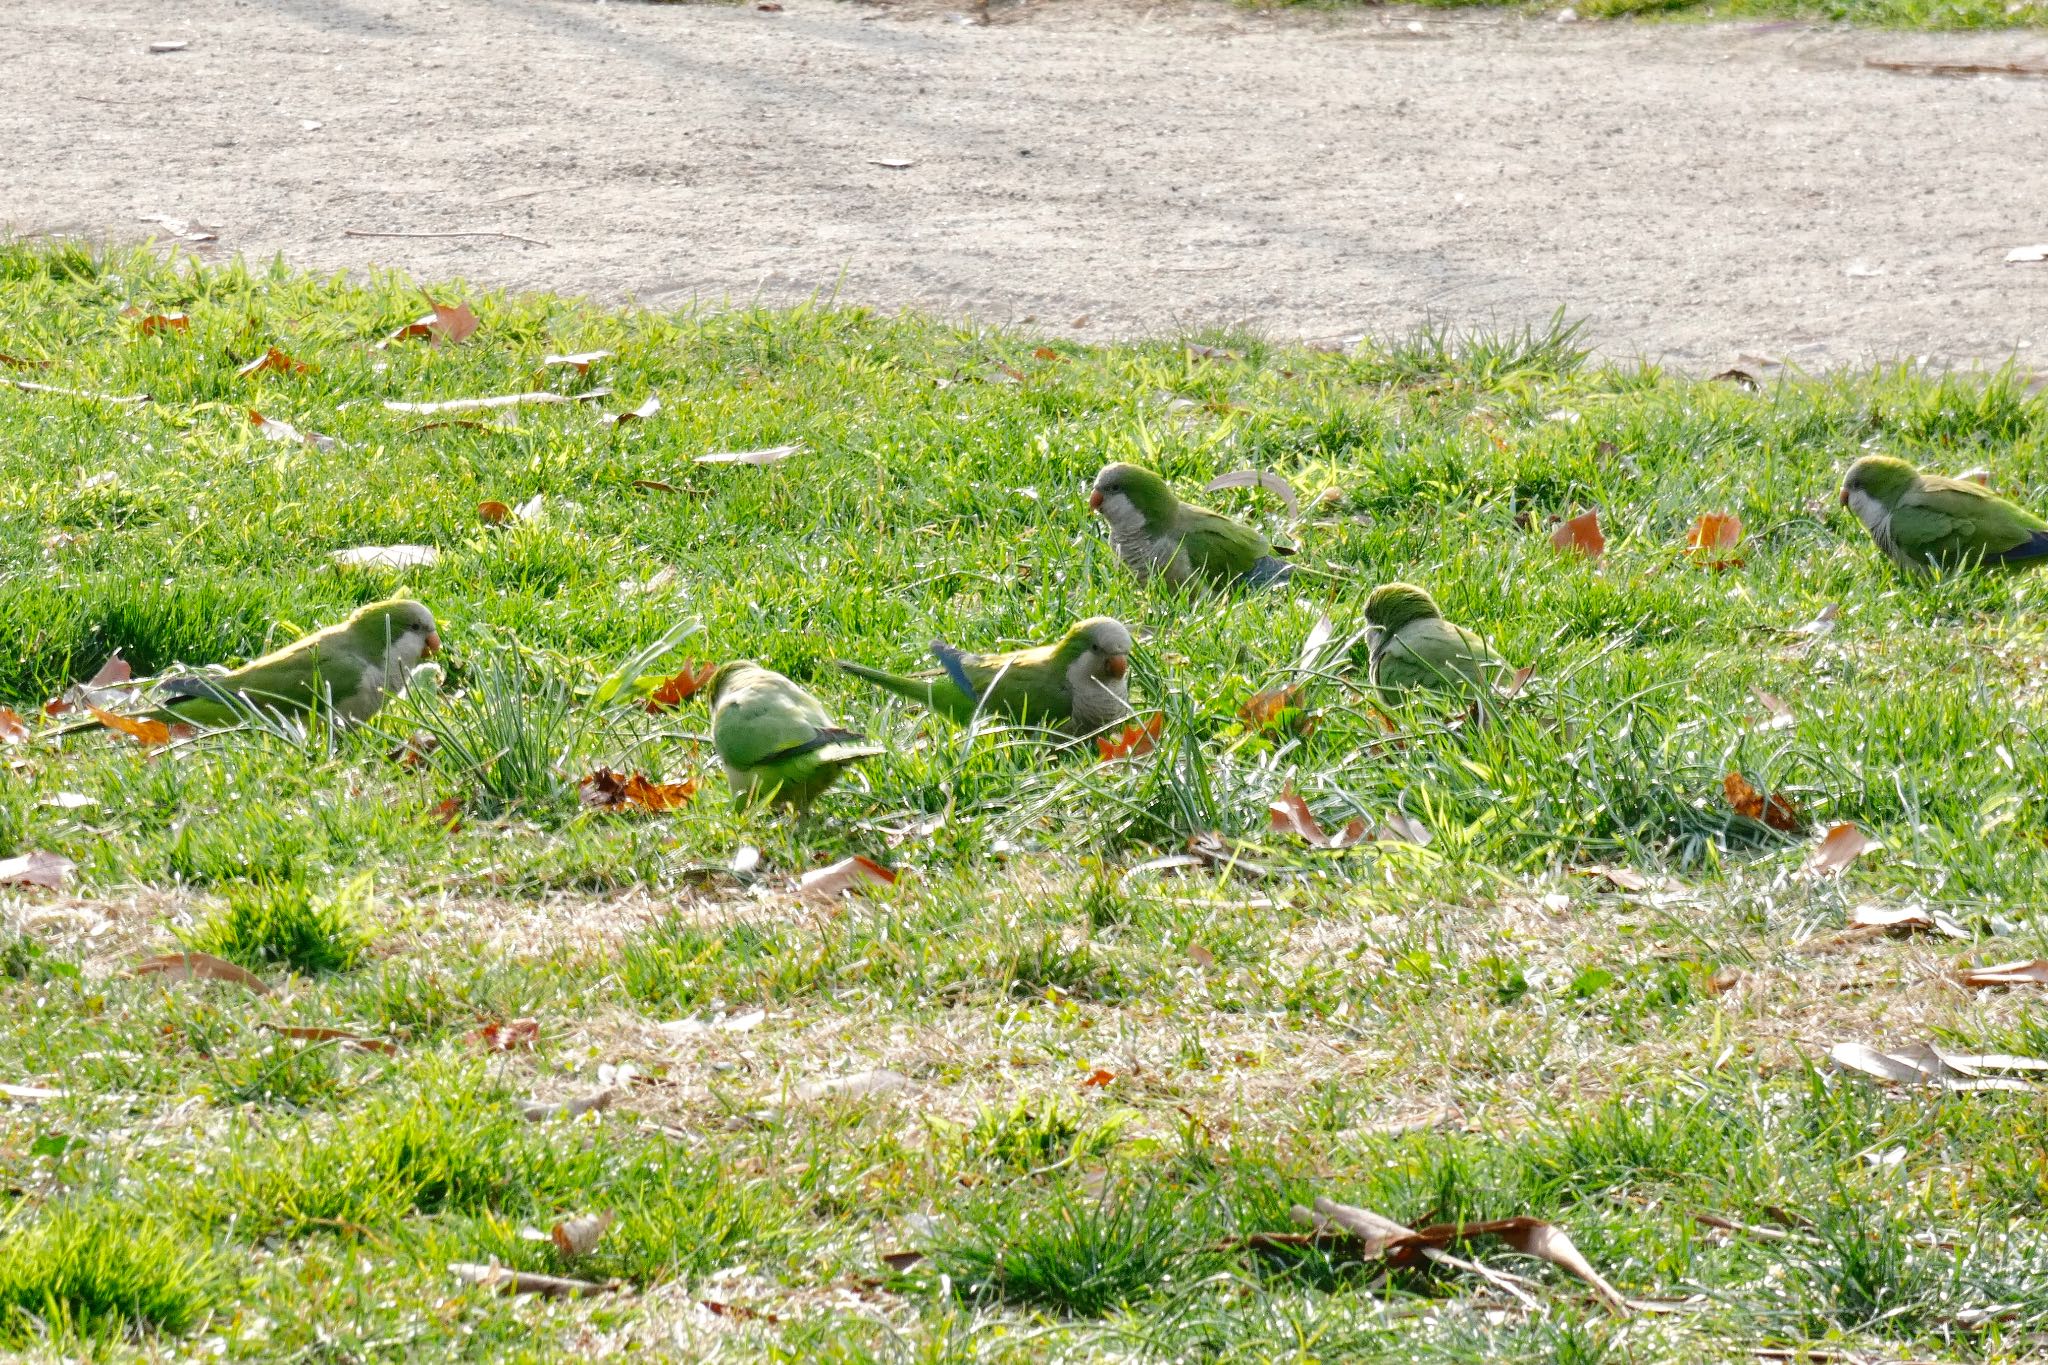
1865,57,2048,79
342,228,553,247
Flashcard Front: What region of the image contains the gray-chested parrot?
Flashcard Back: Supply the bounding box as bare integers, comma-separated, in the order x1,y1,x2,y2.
1090,462,1293,589
52,597,441,735
836,617,1134,736
1361,583,1506,700
1840,455,2048,574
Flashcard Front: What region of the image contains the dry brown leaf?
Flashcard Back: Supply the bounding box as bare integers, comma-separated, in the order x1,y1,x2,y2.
540,350,612,374
88,654,132,688
1580,864,1650,892
1806,823,1872,876
132,952,270,994
427,797,464,830
1685,512,1744,568
551,1211,615,1259
1185,343,1237,362
267,1025,397,1055
799,855,898,898
1187,943,1216,969
520,1088,617,1121
1847,904,1965,939
578,768,698,812
1956,959,2048,989
1830,1041,2042,1092
1081,1068,1116,1088
0,353,51,371
1723,772,1801,832
249,409,336,451
644,663,718,711
236,347,311,378
1709,367,1760,390
87,706,174,748
331,544,440,569
1751,687,1795,730
1787,603,1840,642
478,500,512,524
449,1262,614,1298
384,298,478,347
1551,509,1605,559
601,396,662,427
1205,470,1300,516
1372,810,1433,847
469,1018,539,1052
123,308,189,336
0,709,28,744
1032,346,1062,362
1267,791,1367,849
1097,713,1163,762
1239,684,1312,736
0,851,74,890
1497,665,1536,700
694,442,802,466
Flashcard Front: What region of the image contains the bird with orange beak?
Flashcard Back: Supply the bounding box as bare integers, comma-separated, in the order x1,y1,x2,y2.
837,617,1133,737
48,597,442,735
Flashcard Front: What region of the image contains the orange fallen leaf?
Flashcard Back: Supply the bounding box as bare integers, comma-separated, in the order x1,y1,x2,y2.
1097,713,1163,762
427,797,464,831
1081,1068,1116,1088
1551,509,1605,559
578,767,697,812
1685,512,1744,568
645,663,718,711
469,1018,539,1051
1723,772,1802,832
1240,684,1313,736
383,297,478,347
1268,790,1367,849
478,500,512,524
268,1025,397,1055
551,1211,615,1258
1188,943,1216,969
132,951,270,993
1806,822,1872,876
0,353,51,371
123,308,189,336
799,855,898,898
0,709,28,744
88,654,132,688
1032,346,1062,362
87,706,174,747
235,346,311,378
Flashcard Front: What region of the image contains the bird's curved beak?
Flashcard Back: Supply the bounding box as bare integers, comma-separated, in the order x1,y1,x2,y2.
423,631,443,658
1089,490,1104,512
1104,653,1128,680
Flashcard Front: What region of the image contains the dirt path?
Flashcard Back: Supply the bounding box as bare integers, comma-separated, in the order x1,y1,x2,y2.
8,0,2047,370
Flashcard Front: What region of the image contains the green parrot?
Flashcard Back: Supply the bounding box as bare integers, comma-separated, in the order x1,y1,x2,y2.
709,661,884,809
1361,583,1506,700
1090,462,1294,589
53,597,441,734
836,617,1134,736
1840,455,2048,574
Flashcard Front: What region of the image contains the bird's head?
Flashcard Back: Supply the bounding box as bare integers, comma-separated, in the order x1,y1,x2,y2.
1065,616,1134,681
1090,462,1177,529
1364,583,1444,632
1840,455,1918,511
348,598,441,664
706,660,760,706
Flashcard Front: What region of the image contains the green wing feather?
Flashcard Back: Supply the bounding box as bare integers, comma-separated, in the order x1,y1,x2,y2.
953,643,1072,724
1894,478,2048,565
1170,508,1269,583
1375,619,1502,697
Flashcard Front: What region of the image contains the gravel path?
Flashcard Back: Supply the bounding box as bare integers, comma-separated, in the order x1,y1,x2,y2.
9,0,2048,370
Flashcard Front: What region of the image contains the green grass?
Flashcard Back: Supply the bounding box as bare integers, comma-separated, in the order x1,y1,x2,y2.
3,240,2048,1359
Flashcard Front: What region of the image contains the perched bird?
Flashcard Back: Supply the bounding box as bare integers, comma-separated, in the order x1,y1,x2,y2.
1361,583,1506,700
1090,462,1293,589
709,661,883,809
54,597,440,734
836,617,1134,736
1840,455,2048,574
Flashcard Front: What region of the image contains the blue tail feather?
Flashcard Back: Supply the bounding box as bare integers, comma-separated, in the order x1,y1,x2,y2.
1987,529,2048,566
929,640,979,702
1240,556,1294,589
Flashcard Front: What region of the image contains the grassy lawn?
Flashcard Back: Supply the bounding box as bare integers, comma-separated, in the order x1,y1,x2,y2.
3,241,2048,1361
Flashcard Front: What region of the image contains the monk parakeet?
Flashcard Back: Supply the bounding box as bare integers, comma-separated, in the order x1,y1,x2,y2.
1840,455,2048,574
1090,462,1294,589
1362,583,1506,699
836,617,1134,736
709,661,883,809
54,597,441,734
